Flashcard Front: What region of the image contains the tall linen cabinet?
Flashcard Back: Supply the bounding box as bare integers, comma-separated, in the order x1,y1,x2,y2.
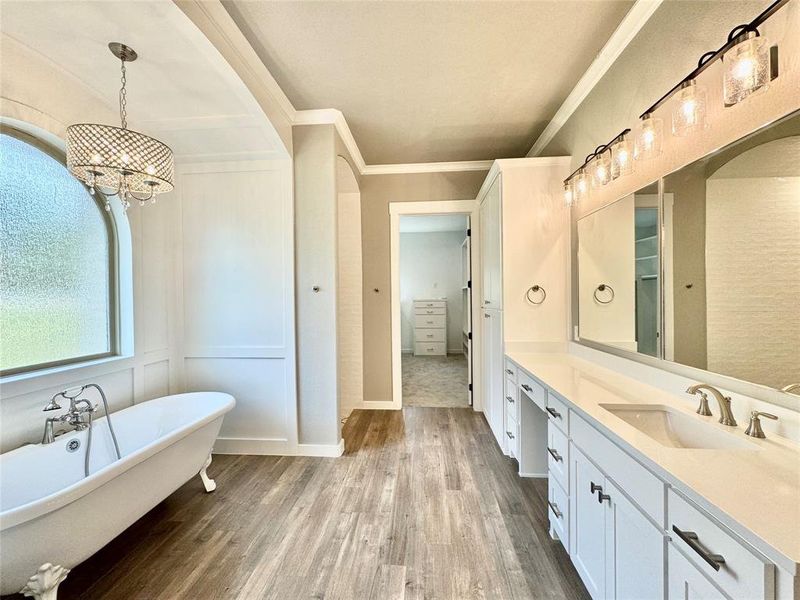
477,158,571,454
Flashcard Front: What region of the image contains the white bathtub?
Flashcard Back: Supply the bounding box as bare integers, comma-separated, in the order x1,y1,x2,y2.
0,391,235,598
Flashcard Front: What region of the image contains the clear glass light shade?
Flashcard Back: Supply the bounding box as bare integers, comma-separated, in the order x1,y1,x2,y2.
591,151,611,188
634,115,663,161
66,123,174,209
610,136,634,179
672,80,707,136
563,180,574,207
573,169,590,203
723,32,770,106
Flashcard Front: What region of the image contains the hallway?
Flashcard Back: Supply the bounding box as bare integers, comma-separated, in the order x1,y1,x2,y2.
52,408,588,600
402,354,470,407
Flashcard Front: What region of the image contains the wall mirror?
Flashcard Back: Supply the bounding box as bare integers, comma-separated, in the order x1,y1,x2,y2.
576,109,800,406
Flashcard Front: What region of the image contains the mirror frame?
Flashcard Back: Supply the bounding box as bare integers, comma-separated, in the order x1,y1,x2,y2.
572,110,800,412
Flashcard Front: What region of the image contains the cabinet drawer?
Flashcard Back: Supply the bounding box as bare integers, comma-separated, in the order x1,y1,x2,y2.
547,421,569,492
414,300,446,309
545,392,569,433
414,314,445,329
416,329,445,342
548,476,569,552
415,307,446,316
414,342,446,356
518,371,546,411
503,360,518,380
668,489,774,599
506,412,519,458
571,411,664,525
504,381,519,423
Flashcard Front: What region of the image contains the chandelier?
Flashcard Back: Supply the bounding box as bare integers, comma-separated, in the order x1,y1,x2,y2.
66,43,174,212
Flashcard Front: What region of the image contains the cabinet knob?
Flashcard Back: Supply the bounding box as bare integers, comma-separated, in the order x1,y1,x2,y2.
505,368,514,375
506,431,515,439
506,395,514,403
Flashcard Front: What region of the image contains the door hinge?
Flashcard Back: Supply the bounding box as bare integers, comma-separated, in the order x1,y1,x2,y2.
467,228,471,236
468,383,473,391
468,332,472,340
467,280,472,289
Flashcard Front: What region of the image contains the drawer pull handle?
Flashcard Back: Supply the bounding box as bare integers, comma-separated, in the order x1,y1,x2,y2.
547,501,562,519
427,347,434,351
590,482,603,494
506,368,514,375
506,431,515,439
546,406,562,419
547,447,562,462
521,384,533,393
426,334,434,338
506,396,515,403
427,321,434,324
426,310,433,314
672,526,726,572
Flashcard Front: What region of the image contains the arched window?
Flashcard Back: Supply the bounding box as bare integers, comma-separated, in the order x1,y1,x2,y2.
0,127,117,376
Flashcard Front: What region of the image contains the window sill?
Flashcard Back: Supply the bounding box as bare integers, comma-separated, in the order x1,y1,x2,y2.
0,353,135,398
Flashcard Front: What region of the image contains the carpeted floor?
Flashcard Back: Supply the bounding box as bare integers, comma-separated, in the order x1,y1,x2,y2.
402,353,470,407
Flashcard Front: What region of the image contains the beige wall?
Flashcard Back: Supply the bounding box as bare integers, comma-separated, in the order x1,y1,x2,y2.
360,171,487,403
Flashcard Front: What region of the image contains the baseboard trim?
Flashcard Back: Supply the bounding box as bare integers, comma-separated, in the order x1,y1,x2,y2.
213,437,345,457
213,437,291,455
297,439,345,457
519,471,548,478
355,400,401,411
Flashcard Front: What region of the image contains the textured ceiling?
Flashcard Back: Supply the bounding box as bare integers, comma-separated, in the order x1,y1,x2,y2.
223,0,635,165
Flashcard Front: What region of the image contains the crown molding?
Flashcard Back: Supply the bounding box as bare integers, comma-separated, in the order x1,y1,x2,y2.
362,160,493,175
527,0,663,157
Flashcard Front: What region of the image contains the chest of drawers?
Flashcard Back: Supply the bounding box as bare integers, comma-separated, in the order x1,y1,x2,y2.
414,299,447,356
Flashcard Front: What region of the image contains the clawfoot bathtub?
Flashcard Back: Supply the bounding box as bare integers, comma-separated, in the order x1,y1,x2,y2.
0,391,235,599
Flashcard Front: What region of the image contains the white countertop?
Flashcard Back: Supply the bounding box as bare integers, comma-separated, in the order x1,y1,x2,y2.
506,351,800,574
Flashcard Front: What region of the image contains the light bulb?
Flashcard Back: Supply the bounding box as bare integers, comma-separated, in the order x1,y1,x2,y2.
672,79,707,136
120,152,131,164
573,169,589,203
591,151,611,188
723,31,769,106
145,164,156,176
634,114,663,161
610,135,634,179
90,153,103,165
563,181,574,207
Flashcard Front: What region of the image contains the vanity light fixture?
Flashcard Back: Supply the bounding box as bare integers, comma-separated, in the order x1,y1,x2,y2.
591,147,612,188
563,180,574,207
723,29,770,106
573,168,590,204
609,130,633,179
672,79,707,136
634,113,662,161
66,43,174,212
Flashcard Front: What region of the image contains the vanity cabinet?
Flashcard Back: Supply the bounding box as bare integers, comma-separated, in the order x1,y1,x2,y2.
482,308,504,448
668,544,727,599
569,445,665,600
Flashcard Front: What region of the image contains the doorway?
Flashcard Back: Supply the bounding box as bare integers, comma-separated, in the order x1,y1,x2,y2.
389,200,481,410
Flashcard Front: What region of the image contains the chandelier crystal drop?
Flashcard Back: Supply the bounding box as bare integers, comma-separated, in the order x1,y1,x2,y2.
66,43,174,213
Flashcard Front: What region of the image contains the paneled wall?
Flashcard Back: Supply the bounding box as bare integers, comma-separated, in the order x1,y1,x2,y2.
176,160,298,455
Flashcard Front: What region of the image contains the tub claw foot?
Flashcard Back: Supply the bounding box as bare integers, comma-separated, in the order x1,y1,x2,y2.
20,563,69,600
199,453,216,492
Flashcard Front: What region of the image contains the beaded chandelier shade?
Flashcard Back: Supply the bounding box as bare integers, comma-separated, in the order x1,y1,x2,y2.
66,43,174,212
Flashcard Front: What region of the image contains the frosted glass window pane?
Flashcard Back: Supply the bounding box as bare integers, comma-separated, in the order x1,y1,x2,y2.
1,133,112,373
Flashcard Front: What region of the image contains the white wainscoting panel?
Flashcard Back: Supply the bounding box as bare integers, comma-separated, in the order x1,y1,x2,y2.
143,360,170,402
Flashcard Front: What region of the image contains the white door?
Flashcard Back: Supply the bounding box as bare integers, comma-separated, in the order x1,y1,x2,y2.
604,480,665,600
668,545,727,600
482,308,505,450
570,446,607,599
480,176,502,309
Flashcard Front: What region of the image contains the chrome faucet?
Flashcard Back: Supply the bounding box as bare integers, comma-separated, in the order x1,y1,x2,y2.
780,383,800,394
41,390,95,444
686,383,737,426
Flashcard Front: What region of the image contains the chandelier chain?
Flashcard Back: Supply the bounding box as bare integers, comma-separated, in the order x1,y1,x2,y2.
119,58,128,130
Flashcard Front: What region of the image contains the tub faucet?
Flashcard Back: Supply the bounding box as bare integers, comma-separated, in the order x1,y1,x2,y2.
686,383,737,426
41,390,95,444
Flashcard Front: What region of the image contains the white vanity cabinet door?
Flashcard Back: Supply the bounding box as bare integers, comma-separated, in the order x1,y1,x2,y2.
480,176,502,309
482,308,505,451
570,445,607,600
603,480,665,600
668,545,727,600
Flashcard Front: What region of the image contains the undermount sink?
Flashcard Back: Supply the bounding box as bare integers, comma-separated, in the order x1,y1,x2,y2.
600,404,756,450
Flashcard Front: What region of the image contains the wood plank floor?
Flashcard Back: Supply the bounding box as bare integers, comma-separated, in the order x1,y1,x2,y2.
43,408,589,599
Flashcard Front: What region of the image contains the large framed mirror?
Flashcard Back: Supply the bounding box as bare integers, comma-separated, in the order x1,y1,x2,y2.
576,109,800,408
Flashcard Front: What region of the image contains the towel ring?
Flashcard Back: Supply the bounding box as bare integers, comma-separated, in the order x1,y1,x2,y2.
593,284,615,304
526,285,546,305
